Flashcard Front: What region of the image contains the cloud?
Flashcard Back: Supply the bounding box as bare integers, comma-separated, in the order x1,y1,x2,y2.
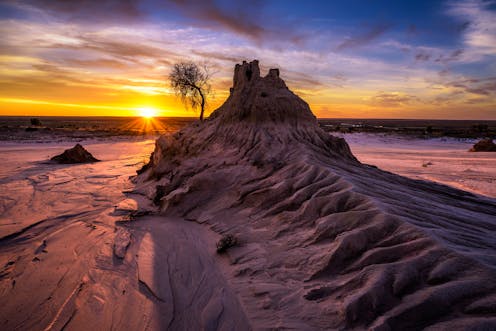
78,36,172,59
191,50,241,63
464,96,493,104
415,52,431,62
370,91,419,107
287,74,325,89
165,0,307,45
63,58,132,69
167,0,266,40
447,0,496,60
432,92,460,105
382,40,465,66
336,24,391,51
447,76,496,95
5,22,180,63
14,0,307,46
434,49,464,64
19,0,144,22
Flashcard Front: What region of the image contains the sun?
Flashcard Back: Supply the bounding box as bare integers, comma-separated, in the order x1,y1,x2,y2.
137,107,157,118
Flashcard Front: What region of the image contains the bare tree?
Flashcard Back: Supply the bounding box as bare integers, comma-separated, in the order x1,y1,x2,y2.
169,61,212,121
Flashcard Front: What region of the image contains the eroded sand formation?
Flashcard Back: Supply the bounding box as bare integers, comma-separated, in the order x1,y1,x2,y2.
134,60,496,330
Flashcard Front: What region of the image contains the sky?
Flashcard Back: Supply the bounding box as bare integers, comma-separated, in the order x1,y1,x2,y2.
0,0,495,119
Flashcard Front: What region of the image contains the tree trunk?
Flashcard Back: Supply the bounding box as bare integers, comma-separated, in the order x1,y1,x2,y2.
198,88,205,121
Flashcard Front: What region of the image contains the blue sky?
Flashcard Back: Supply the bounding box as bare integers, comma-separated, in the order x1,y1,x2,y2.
0,0,495,118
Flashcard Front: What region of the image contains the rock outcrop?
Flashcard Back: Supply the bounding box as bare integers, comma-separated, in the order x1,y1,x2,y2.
210,60,317,125
51,143,100,163
135,60,496,330
470,138,496,152
143,60,356,180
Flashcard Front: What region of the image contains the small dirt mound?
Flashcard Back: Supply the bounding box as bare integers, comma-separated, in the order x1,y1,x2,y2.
470,138,496,152
51,144,100,164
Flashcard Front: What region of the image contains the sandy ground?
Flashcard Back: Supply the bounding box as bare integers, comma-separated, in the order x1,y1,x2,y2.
0,139,154,238
0,139,160,330
0,134,495,330
339,133,496,198
2,135,492,240
2,60,494,329
0,138,255,330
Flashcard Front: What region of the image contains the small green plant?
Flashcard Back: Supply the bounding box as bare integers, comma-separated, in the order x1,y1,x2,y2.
216,234,238,253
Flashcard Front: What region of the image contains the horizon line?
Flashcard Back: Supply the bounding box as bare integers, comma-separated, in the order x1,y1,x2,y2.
1,115,496,121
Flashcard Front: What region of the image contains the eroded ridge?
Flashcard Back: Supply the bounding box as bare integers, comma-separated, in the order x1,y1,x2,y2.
134,60,496,329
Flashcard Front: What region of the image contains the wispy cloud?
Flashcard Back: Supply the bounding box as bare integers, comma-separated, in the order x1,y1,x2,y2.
336,24,391,51
63,58,133,69
415,52,431,62
167,0,266,41
434,49,465,64
18,0,144,22
165,0,308,45
369,91,419,107
446,76,496,96
447,0,496,60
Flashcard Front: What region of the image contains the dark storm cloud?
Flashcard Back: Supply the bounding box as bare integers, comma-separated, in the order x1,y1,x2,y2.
336,24,391,51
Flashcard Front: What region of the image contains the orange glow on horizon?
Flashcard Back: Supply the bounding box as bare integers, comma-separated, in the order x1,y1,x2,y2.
137,107,158,118
0,97,202,118
119,116,169,133
1,88,495,120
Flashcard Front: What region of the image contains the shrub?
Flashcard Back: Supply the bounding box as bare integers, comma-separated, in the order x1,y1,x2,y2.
216,234,238,253
30,118,42,126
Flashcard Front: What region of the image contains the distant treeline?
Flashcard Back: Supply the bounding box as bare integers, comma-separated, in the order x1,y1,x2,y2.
318,119,496,139
0,116,494,140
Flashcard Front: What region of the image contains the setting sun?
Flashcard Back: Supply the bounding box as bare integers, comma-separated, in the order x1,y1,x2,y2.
137,107,158,118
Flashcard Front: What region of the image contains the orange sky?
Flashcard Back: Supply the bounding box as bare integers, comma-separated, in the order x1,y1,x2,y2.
1,85,494,120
